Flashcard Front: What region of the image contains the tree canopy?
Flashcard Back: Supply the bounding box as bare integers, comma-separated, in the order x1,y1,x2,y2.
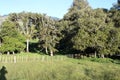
0,0,120,58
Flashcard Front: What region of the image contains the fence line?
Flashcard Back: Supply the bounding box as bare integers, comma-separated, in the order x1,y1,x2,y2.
0,55,66,63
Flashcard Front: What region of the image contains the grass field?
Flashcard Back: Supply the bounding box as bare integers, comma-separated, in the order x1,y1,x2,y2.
0,53,120,80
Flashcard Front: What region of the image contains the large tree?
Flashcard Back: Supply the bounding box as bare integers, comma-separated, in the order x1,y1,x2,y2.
38,15,60,56
59,0,91,53
8,12,41,53
0,21,25,54
60,0,120,58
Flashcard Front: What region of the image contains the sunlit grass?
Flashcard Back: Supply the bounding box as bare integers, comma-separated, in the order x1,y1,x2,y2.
0,53,120,80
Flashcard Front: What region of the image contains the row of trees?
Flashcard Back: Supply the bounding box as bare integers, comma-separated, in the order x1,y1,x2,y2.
0,12,60,56
59,0,120,58
0,0,120,58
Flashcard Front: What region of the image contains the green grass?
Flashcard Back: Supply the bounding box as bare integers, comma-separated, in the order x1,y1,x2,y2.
0,53,120,80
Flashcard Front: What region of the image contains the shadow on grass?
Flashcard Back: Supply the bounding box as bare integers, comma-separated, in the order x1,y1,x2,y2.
0,66,7,80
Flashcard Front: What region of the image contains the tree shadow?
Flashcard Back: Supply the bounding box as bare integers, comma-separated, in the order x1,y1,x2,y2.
29,42,40,53
57,26,80,54
0,66,8,80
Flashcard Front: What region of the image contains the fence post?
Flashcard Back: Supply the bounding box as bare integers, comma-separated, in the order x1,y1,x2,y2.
0,55,1,62
26,56,28,62
14,56,16,63
5,56,7,63
42,56,45,61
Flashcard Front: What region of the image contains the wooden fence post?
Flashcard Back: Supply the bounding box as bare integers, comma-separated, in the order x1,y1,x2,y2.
42,56,45,61
0,55,1,62
14,56,16,63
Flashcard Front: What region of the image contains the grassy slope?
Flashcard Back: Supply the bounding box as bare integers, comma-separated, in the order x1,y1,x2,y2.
0,53,120,80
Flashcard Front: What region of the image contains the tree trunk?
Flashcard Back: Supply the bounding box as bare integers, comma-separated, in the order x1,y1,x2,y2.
13,51,15,55
50,50,53,56
26,20,29,53
101,54,105,58
45,47,48,54
7,52,10,55
0,39,1,47
0,39,1,54
94,51,97,58
26,39,29,53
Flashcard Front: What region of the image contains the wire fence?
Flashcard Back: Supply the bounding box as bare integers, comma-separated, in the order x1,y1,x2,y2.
0,55,67,63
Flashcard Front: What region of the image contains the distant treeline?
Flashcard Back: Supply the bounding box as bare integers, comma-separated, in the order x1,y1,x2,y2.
0,0,120,58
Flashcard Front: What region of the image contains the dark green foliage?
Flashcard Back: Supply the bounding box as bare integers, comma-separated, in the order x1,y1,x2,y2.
58,0,120,58
111,0,120,10
8,12,42,52
109,10,120,28
0,37,25,53
0,21,25,54
0,21,17,37
38,15,60,56
82,58,114,63
0,0,120,58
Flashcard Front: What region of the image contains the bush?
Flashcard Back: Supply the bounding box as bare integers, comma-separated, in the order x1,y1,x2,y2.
82,58,114,63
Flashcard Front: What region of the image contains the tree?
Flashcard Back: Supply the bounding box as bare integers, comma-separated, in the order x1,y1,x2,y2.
0,21,25,54
71,8,112,58
64,0,91,21
38,15,60,56
111,0,120,10
109,9,120,28
9,12,40,53
60,0,91,53
62,0,118,58
0,37,25,54
107,5,120,56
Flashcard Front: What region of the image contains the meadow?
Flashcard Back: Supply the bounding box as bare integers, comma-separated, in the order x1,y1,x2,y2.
0,53,120,80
